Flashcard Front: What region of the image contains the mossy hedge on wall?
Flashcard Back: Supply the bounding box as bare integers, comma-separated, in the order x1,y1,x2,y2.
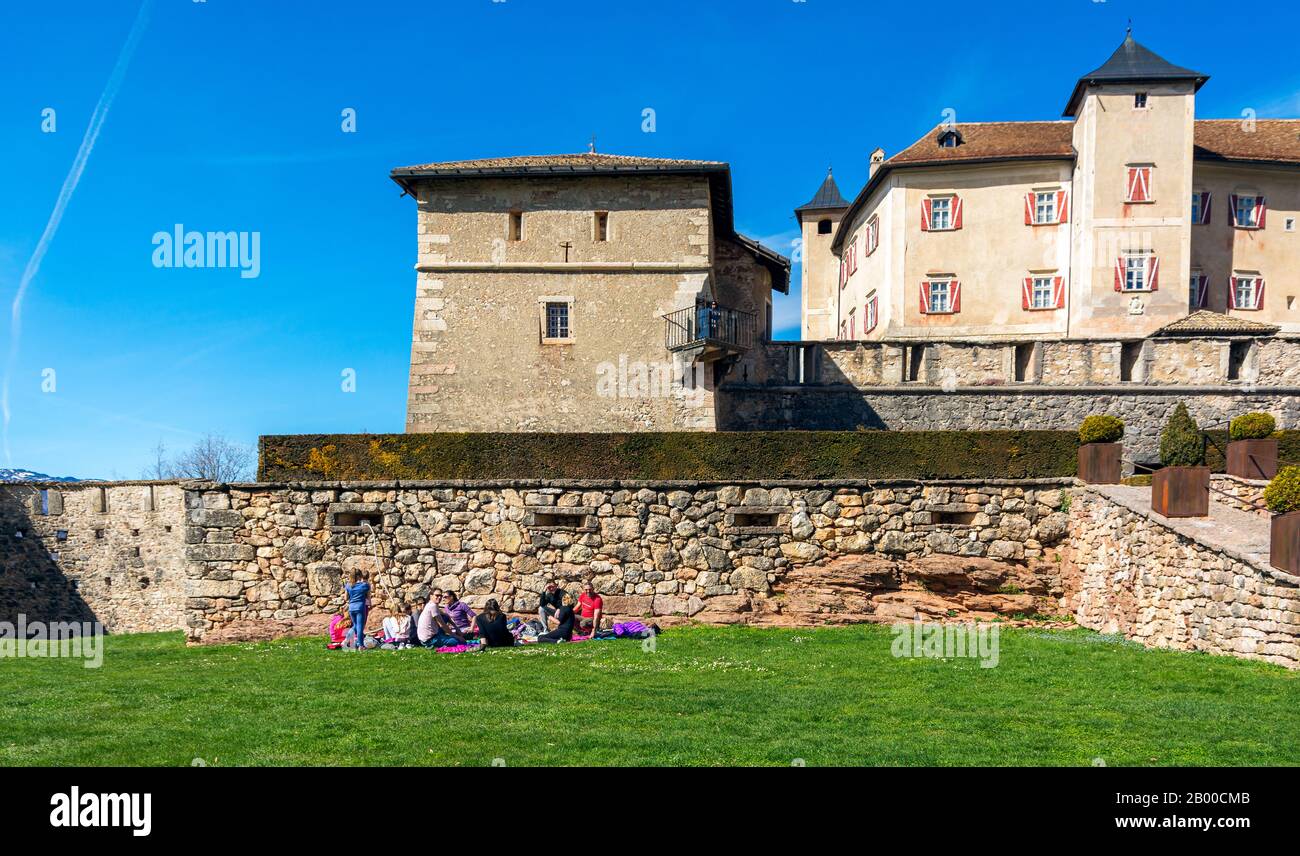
258,431,1080,482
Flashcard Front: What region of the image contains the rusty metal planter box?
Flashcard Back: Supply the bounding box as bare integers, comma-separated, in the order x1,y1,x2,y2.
1270,510,1300,574
1226,439,1278,480
1078,443,1121,484
1151,466,1210,518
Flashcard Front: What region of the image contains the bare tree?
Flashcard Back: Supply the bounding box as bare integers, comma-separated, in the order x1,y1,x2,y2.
141,439,172,480
169,433,255,483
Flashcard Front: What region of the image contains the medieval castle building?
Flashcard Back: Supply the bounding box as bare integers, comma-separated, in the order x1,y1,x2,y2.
391,33,1300,459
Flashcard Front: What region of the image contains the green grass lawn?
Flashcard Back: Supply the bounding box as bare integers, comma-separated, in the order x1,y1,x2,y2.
1,625,1295,766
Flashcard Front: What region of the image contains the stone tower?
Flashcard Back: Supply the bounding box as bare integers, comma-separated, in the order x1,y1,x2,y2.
794,169,850,340
1065,31,1207,338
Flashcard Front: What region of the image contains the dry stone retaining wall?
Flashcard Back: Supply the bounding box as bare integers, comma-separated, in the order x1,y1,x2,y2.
180,478,1075,641
1066,486,1299,668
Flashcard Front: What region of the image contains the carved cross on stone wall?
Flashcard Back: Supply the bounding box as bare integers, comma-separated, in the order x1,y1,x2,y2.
559,241,573,262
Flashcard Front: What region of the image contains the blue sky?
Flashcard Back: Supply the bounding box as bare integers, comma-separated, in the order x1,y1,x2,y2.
2,0,1297,478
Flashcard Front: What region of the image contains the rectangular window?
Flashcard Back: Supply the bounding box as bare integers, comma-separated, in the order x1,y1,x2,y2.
508,211,523,241
930,197,951,230
928,280,950,313
545,302,570,339
848,309,856,339
1034,192,1056,225
1031,276,1054,309
1231,194,1265,229
1191,191,1210,224
865,293,878,333
866,216,880,254
594,211,608,242
1134,92,1148,108
1125,256,1146,291
1190,271,1207,310
1231,275,1265,310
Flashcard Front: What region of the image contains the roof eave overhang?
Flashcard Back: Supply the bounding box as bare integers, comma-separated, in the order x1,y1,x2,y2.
1062,74,1209,117
793,203,850,222
830,153,1076,252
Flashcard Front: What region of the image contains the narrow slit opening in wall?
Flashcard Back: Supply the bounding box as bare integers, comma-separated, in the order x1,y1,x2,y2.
906,346,924,382
39,490,49,515
594,211,608,242
1014,343,1034,383
508,211,523,241
96,487,108,514
148,485,156,512
1119,341,1142,382
332,512,383,529
1227,341,1252,380
732,512,780,528
934,510,979,526
56,530,67,542
532,512,587,529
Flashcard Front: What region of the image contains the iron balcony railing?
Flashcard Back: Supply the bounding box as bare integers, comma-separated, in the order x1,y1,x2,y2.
664,304,757,352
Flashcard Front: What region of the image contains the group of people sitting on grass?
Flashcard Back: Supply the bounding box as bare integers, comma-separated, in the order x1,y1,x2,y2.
327,571,652,652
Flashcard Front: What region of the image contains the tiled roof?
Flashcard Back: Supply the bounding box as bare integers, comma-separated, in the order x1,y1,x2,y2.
795,169,850,214
887,121,1075,167
391,152,725,174
1154,310,1279,337
1195,120,1300,165
829,122,1075,252
1064,34,1207,116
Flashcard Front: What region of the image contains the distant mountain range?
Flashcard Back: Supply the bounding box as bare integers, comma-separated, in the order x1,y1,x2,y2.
0,468,81,484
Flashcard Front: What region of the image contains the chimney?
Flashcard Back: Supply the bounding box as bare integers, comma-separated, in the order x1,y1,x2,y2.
869,148,885,178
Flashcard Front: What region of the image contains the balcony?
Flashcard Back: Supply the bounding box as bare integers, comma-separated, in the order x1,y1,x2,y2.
664,304,757,362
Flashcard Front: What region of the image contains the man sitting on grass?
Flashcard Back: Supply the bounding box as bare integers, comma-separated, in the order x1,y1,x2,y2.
441,591,476,637
418,591,463,649
577,579,603,637
538,581,565,629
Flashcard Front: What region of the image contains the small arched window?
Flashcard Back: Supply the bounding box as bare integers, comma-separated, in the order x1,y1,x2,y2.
817,219,832,235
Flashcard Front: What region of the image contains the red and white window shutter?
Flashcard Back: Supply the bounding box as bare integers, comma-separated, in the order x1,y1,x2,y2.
920,198,932,231
1256,278,1267,309
1148,255,1160,291
952,196,963,230
1113,256,1124,291
1193,274,1209,308
1053,275,1065,308
1021,276,1033,309
1023,193,1034,226
1230,195,1267,228
1197,192,1211,224
1126,167,1151,203
951,280,962,312
1056,190,1069,223
919,281,931,313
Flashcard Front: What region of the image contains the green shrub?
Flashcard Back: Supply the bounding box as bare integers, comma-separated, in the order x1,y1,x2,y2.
1078,414,1124,445
258,431,1080,482
1229,412,1276,441
1159,403,1205,468
1264,466,1300,514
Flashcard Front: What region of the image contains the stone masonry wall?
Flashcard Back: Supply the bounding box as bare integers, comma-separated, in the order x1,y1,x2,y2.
722,336,1300,462
0,482,188,634
180,479,1076,641
1210,474,1269,517
1066,486,1299,668
721,386,1299,465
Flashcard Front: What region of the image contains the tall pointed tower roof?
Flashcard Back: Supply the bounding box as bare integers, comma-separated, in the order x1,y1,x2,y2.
794,168,849,220
1063,31,1207,116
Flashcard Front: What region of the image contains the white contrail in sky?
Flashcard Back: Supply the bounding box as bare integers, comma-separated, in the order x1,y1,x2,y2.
2,0,153,465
